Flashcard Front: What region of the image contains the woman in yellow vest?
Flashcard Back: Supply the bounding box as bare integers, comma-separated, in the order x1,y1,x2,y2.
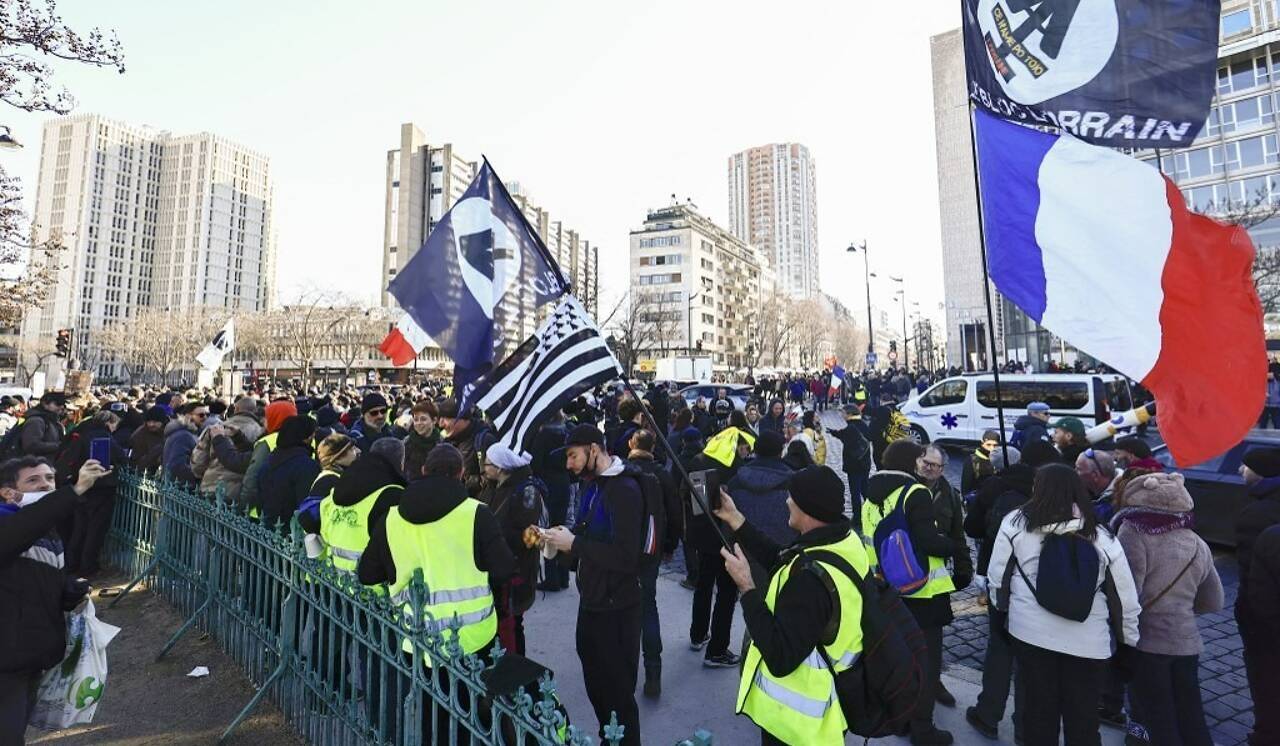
714,465,866,745
862,441,959,746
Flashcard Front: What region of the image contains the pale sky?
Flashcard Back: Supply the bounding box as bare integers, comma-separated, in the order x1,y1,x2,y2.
5,1,960,329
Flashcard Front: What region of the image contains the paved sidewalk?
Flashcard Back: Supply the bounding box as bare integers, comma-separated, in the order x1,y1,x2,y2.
523,568,1126,744
817,408,1255,746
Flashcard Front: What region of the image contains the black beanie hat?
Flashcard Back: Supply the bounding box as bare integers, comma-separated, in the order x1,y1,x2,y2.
565,423,605,449
755,430,785,460
788,466,846,524
1244,446,1280,479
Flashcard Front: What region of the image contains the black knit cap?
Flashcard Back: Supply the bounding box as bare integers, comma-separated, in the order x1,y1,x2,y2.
788,466,846,524
1244,446,1280,479
565,423,604,448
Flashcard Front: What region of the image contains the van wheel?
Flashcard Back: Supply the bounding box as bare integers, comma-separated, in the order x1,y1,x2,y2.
909,425,930,445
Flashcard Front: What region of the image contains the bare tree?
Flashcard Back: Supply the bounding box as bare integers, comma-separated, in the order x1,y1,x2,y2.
12,335,57,386
790,299,830,370
1211,192,1280,313
326,306,386,385
98,307,209,384
0,1,125,327
753,290,798,369
606,292,680,377
277,288,345,382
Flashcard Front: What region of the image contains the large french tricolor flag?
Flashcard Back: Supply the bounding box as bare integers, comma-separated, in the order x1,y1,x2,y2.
974,111,1265,466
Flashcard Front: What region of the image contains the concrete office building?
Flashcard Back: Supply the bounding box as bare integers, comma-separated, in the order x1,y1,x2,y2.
727,143,819,300
20,114,276,379
381,124,599,362
1135,2,1280,252
629,202,771,371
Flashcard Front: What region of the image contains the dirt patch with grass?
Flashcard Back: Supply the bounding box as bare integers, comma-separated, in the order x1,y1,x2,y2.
25,572,302,746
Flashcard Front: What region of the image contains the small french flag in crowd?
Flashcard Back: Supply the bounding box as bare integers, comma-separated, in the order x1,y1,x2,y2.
379,312,432,367
974,110,1266,466
829,364,846,397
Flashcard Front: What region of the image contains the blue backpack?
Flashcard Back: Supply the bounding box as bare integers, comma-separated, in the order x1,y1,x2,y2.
872,486,930,594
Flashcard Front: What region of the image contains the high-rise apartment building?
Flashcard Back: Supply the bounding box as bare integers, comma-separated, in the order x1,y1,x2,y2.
629,202,772,371
381,124,599,362
934,4,1280,371
20,114,275,378
727,143,819,300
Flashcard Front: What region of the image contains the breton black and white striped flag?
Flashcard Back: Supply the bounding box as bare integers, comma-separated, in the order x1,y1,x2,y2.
464,295,622,453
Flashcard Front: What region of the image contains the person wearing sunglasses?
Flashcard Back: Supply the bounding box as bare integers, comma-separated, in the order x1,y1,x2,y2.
350,392,398,453
1075,448,1118,502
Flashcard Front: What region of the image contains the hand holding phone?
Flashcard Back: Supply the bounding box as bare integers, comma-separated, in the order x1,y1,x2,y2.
89,438,111,470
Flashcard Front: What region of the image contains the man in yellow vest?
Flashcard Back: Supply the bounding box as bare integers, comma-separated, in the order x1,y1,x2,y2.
714,465,867,745
862,440,958,746
357,443,514,742
319,438,407,575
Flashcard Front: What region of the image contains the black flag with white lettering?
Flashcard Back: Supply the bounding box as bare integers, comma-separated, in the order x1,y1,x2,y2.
962,0,1220,147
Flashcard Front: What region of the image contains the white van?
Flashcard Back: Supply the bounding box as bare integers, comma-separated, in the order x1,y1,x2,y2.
900,374,1133,445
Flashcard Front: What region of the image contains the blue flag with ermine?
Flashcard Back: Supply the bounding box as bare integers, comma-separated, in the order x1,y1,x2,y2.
385,159,569,388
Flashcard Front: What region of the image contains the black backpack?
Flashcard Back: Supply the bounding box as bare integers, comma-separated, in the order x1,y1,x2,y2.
627,469,666,558
999,530,1120,625
802,548,926,738
0,421,25,461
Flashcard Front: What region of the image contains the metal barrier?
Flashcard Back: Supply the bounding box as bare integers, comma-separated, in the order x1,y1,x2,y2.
103,469,655,745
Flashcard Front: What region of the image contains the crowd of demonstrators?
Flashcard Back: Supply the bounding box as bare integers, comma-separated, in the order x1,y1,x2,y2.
4,368,1280,746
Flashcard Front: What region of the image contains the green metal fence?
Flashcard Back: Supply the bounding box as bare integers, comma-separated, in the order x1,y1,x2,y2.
104,470,700,746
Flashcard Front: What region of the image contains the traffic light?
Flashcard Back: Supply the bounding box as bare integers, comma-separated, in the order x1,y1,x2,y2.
889,340,897,353
55,328,72,358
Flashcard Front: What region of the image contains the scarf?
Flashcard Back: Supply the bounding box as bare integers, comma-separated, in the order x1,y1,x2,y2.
1110,505,1195,535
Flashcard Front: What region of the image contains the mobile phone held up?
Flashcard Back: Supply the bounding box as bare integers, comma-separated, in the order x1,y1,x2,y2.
688,469,721,516
89,437,111,470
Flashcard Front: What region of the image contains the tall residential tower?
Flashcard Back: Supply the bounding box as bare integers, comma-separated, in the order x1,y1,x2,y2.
727,143,819,300
20,114,275,378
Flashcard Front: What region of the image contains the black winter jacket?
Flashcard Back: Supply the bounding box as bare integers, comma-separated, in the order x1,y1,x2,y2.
0,486,84,674
727,457,795,546
1236,476,1280,610
19,408,63,458
567,460,645,612
829,417,872,476
257,446,320,531
964,464,1035,576
1247,524,1280,636
402,428,441,482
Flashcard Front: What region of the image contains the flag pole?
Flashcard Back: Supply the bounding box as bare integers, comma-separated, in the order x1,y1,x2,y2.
965,105,1011,460
618,377,733,550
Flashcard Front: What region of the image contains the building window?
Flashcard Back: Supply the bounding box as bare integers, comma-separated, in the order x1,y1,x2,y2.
1222,8,1253,38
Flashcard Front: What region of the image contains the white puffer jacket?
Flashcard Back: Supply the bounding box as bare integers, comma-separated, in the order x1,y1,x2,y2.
988,511,1141,659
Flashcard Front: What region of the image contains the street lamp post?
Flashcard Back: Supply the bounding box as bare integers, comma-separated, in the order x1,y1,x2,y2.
890,276,907,369
686,291,701,358
847,242,874,357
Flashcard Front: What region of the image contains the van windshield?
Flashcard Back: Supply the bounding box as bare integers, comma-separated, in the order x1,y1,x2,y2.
975,381,1089,410
1106,380,1133,411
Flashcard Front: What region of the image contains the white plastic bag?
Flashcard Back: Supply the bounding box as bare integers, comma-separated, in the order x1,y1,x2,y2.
28,599,121,730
